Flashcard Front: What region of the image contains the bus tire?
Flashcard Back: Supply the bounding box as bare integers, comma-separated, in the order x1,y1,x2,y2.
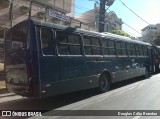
98,73,110,93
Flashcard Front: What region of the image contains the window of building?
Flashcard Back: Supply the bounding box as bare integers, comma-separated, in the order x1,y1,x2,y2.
57,31,81,55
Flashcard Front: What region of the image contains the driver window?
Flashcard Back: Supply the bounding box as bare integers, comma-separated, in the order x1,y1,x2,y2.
40,28,55,56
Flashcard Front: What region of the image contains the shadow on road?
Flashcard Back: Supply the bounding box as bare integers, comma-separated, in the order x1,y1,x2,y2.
0,75,155,112
0,88,8,94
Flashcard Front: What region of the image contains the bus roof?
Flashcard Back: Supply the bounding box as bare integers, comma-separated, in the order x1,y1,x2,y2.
13,19,152,46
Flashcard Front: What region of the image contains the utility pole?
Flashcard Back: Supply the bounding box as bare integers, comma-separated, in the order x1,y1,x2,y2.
9,0,13,28
29,0,32,19
44,0,47,21
98,0,115,32
98,0,106,32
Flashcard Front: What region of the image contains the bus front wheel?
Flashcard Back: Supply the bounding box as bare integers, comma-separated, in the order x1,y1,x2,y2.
98,73,110,93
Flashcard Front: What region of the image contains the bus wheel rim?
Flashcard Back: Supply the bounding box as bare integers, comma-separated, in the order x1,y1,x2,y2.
101,76,108,89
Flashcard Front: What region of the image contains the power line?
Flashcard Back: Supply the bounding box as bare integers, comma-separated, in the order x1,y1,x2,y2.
119,0,150,25
123,22,141,35
107,8,141,35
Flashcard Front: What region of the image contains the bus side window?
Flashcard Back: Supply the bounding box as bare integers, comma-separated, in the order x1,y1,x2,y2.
102,39,109,55
121,42,127,55
127,43,131,56
108,40,115,55
116,41,127,56
83,36,101,55
139,45,144,56
40,28,54,56
130,43,136,56
57,31,81,55
83,36,92,55
116,41,122,55
102,39,115,56
127,43,136,56
91,37,101,55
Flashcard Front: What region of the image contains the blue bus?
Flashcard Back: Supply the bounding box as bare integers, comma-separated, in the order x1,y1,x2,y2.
4,19,153,97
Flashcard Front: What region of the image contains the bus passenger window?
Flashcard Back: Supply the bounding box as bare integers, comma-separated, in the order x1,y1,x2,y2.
40,28,54,56
130,44,136,56
102,39,115,55
57,31,82,55
84,36,92,55
139,46,144,56
91,37,101,55
121,42,127,55
143,46,148,56
84,36,101,55
108,40,115,55
116,41,122,55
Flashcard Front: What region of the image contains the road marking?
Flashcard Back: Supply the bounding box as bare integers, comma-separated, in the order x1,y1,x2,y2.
133,116,141,119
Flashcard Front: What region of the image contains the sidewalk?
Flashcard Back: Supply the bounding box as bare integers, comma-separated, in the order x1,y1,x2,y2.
0,63,6,91
0,80,5,89
0,63,4,72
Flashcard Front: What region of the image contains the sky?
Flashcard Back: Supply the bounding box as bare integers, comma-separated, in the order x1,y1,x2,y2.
74,0,160,37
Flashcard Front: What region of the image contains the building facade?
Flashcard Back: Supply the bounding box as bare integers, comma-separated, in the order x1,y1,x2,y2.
75,5,123,32
0,0,75,62
0,0,74,28
141,24,160,44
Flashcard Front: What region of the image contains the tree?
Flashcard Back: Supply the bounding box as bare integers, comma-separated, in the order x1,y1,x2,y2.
112,28,132,38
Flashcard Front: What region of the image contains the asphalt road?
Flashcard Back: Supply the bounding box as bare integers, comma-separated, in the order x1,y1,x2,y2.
0,74,160,119
33,74,160,119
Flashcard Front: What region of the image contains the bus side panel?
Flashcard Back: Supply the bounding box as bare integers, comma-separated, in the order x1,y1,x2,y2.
38,56,60,97
114,56,130,82
40,56,99,97
40,55,99,97
40,75,99,97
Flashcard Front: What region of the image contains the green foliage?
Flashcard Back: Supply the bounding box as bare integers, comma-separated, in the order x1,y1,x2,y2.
112,28,132,38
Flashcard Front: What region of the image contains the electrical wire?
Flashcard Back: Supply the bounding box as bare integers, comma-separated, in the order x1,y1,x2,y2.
119,0,150,25
107,9,141,35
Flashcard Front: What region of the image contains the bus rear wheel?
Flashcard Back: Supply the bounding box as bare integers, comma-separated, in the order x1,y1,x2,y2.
98,73,110,93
